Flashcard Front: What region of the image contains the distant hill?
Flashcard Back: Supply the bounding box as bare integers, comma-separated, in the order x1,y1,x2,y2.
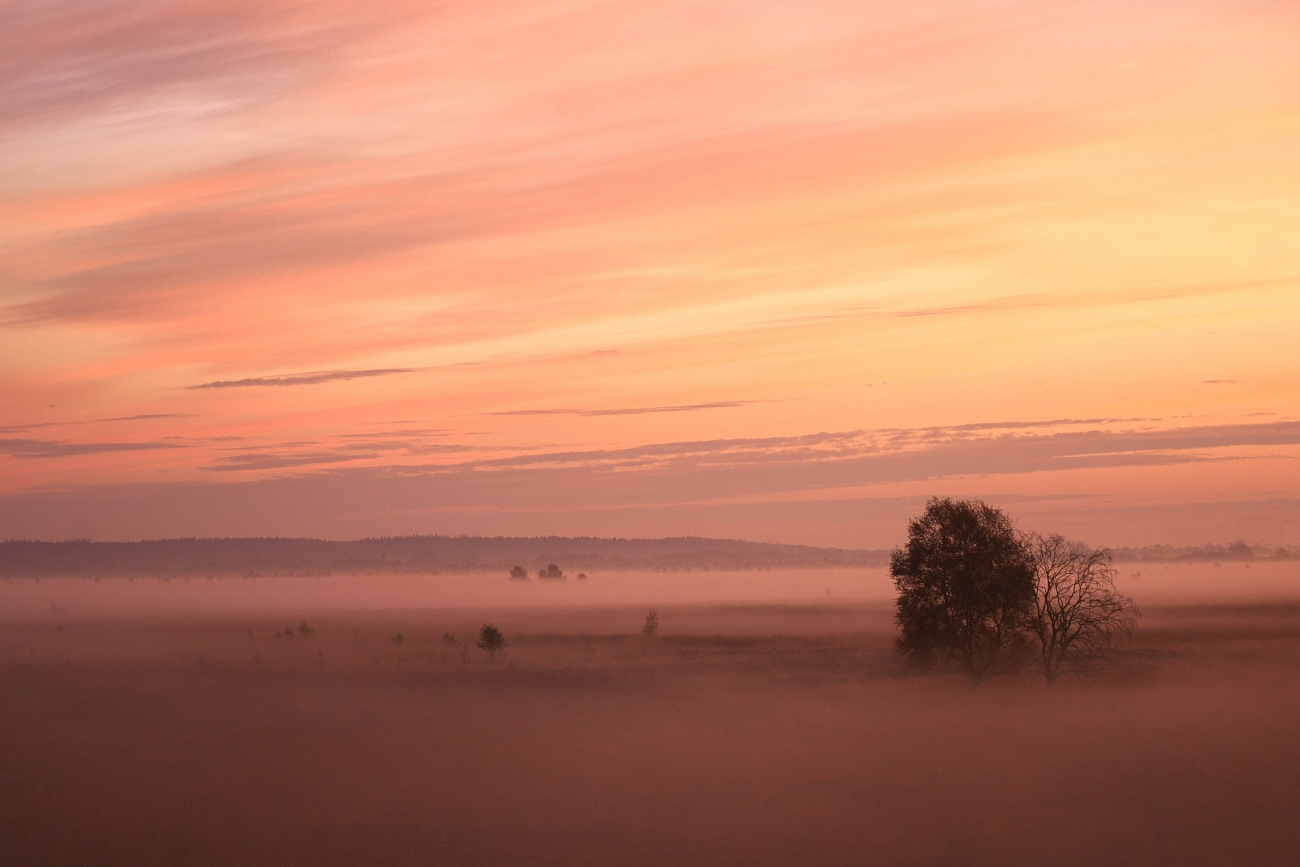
0,535,890,577
1110,543,1299,562
4,536,1292,578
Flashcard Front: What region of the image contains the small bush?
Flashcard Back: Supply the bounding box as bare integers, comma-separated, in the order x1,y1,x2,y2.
477,623,507,660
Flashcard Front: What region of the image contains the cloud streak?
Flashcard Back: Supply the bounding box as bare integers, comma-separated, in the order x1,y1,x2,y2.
0,438,185,459
4,419,1297,546
490,401,758,417
188,368,425,389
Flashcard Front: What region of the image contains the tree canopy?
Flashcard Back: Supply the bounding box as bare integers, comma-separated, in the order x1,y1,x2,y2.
477,623,507,660
891,498,1035,684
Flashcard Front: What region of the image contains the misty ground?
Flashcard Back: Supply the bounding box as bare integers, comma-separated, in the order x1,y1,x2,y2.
2,571,1299,865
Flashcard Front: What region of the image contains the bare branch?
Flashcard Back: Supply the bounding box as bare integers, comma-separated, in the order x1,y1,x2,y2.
1023,532,1139,685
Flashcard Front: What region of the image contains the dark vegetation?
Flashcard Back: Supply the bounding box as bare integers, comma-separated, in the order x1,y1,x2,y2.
892,499,1035,684
476,623,507,660
1111,541,1300,561
1024,533,1139,684
892,498,1139,685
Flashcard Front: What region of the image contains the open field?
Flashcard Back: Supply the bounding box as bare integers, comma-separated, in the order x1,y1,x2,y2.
2,568,1300,866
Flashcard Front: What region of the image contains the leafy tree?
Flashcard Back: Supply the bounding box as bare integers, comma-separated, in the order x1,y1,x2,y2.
891,498,1035,685
642,610,659,636
1023,533,1139,684
477,623,507,660
297,621,314,637
509,566,528,579
391,631,404,646
541,564,564,579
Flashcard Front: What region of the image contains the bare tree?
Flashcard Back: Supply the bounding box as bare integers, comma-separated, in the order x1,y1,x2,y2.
441,632,469,664
1023,533,1139,685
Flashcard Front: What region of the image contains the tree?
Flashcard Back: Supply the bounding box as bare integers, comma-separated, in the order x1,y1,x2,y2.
1023,533,1139,685
642,610,658,636
477,623,507,660
441,631,469,664
891,498,1035,685
509,566,528,579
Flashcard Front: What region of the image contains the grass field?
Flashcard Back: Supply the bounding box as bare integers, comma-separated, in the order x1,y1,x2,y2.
2,571,1299,865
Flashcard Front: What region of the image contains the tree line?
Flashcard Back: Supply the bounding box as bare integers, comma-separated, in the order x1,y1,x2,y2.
892,497,1139,686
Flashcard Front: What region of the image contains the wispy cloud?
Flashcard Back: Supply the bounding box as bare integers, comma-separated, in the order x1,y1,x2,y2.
3,418,1298,543
491,401,758,417
205,451,381,472
202,436,482,472
0,413,192,434
0,438,185,459
940,417,1157,432
188,368,425,389
97,413,192,422
336,429,449,439
189,419,1300,492
0,0,393,132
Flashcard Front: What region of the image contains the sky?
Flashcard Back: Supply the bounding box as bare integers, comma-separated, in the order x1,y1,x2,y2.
2,0,1298,547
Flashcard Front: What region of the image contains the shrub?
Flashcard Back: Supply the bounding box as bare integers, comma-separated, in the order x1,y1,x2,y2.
476,623,507,660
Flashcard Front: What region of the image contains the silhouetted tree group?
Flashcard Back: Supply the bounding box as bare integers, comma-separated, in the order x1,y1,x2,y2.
892,498,1138,685
509,564,567,579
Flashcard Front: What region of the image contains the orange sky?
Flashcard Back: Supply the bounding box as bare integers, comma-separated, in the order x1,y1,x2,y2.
2,0,1298,546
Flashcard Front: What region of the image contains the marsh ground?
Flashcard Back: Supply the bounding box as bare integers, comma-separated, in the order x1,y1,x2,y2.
2,571,1299,865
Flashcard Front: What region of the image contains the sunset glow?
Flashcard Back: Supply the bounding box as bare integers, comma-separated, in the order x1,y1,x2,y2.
3,0,1299,545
